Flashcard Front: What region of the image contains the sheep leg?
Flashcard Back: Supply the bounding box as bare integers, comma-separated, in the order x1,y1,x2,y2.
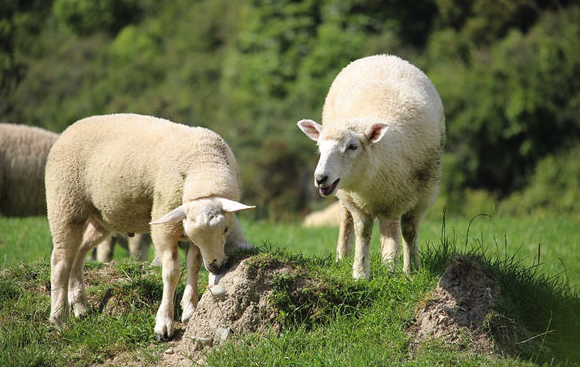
152,229,180,340
379,218,400,269
49,223,84,328
352,213,374,279
128,234,150,261
401,212,422,275
181,243,202,322
336,202,354,261
68,219,110,318
93,235,115,262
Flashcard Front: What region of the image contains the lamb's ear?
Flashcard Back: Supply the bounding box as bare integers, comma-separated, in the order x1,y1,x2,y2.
150,205,186,224
364,123,390,144
297,119,323,142
218,198,256,213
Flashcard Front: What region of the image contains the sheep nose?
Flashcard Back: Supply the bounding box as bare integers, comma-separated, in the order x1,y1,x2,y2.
315,174,328,186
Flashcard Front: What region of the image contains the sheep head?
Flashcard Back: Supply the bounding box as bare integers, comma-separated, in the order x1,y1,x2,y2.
151,197,255,274
297,119,390,197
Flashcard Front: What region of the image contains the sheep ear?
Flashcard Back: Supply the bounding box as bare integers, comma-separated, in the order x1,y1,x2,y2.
297,119,323,142
150,205,186,224
364,123,390,144
218,198,256,213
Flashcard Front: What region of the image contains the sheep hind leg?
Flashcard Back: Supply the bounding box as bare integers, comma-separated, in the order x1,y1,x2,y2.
401,211,425,276
69,218,111,318
49,222,84,328
181,243,202,322
379,218,400,270
92,235,115,262
336,202,354,261
128,234,151,261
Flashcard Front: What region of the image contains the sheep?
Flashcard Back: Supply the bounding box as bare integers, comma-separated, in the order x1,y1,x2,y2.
0,123,58,217
297,54,445,279
0,123,159,262
302,201,341,227
45,113,255,340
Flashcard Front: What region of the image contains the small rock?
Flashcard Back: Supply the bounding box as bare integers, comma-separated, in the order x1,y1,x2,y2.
210,285,227,300
215,327,231,344
190,336,213,350
165,348,174,355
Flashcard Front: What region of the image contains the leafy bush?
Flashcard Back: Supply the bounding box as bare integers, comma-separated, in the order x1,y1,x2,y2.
500,145,580,216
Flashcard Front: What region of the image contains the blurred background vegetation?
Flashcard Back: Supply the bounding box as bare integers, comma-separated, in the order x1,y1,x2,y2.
1,0,579,220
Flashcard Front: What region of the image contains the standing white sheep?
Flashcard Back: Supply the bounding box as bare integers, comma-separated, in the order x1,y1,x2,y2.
46,113,255,340
297,54,445,278
0,123,58,217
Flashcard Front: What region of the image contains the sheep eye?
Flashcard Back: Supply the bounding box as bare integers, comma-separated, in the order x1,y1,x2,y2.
347,144,358,151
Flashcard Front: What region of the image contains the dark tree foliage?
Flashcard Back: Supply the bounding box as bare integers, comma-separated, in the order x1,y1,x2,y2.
2,0,579,218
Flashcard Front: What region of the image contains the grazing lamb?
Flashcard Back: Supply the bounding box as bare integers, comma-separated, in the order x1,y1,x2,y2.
46,113,255,340
0,123,58,217
297,54,445,278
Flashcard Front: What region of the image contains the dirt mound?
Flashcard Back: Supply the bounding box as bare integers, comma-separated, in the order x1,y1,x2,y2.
163,255,318,366
411,255,500,355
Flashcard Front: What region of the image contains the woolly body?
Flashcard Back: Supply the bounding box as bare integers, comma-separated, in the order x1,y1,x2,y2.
46,113,254,340
298,54,445,278
0,123,58,217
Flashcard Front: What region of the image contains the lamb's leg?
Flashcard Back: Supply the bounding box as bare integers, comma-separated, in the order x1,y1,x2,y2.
181,243,202,322
69,219,110,318
352,213,374,279
401,212,423,275
336,202,354,261
49,222,84,328
151,229,180,340
379,218,400,269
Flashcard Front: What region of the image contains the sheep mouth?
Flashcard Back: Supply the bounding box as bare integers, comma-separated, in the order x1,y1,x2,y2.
319,179,340,197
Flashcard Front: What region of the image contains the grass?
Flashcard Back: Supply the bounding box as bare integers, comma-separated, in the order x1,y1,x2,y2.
0,212,579,366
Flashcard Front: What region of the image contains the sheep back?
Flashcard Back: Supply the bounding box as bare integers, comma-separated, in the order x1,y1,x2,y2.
0,123,58,217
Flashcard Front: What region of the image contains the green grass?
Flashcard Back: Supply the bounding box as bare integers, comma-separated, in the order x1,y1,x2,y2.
1,213,579,366
241,213,580,290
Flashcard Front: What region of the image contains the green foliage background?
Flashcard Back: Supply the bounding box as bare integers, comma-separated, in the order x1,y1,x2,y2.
1,0,579,219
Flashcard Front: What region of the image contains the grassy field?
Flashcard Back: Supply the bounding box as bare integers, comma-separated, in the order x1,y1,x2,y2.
1,213,579,366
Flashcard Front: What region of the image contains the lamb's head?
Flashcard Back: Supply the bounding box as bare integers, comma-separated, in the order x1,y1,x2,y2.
151,197,255,274
297,119,390,197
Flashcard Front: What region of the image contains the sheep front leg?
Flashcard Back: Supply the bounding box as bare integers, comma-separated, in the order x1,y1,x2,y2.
379,218,400,269
181,243,202,322
336,202,354,261
352,213,374,279
154,244,180,340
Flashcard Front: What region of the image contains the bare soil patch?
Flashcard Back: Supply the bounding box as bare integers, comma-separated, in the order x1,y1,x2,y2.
162,255,320,366
410,255,521,357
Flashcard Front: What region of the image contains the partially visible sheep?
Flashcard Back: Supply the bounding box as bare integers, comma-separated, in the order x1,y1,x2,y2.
46,113,255,340
298,54,445,278
302,201,341,228
0,123,58,217
91,233,151,262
